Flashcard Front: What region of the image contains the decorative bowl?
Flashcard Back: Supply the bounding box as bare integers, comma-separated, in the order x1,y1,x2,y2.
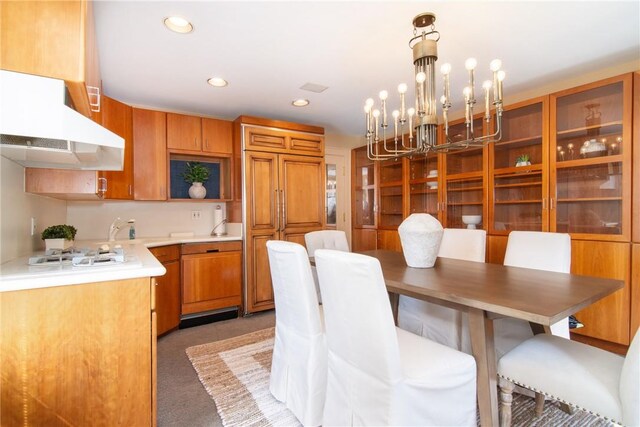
462,215,482,229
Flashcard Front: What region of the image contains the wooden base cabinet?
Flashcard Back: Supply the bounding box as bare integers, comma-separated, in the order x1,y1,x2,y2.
0,278,155,426
181,242,242,315
149,245,181,336
570,241,631,345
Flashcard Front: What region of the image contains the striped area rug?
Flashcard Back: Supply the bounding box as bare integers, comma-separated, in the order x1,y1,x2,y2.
186,328,611,427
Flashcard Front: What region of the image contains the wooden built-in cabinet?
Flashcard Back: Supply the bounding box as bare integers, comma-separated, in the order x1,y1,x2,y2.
100,96,134,199
149,245,181,336
181,242,242,315
1,0,102,119
0,277,156,425
25,95,133,200
167,114,233,155
133,108,167,201
243,150,325,313
352,71,639,350
235,117,325,314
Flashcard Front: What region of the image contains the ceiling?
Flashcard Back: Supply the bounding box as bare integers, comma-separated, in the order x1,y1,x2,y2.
94,1,640,145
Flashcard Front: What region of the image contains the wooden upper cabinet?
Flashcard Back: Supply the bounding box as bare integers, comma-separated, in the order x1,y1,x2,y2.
167,113,234,155
1,0,101,119
99,96,133,199
238,116,325,157
167,113,202,151
633,72,640,243
133,108,167,201
202,118,233,155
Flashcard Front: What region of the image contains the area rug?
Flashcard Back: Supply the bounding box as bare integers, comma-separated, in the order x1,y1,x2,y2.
186,328,611,427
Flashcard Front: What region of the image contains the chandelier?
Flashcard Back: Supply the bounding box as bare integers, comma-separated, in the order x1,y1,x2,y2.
363,12,505,160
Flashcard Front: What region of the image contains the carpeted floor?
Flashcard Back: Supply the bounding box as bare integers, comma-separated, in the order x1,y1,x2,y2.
157,311,276,427
185,326,612,427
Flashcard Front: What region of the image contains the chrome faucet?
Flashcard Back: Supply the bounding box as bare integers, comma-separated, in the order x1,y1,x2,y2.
108,217,134,241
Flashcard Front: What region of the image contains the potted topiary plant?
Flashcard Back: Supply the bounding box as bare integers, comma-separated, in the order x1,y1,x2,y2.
515,154,531,167
181,162,210,199
42,224,77,251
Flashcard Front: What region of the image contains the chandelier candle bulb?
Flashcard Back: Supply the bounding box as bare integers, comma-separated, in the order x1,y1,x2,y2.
364,105,371,136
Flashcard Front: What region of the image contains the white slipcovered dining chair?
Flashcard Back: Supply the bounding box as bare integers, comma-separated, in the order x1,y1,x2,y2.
492,231,572,359
315,249,477,426
305,230,350,303
398,228,487,349
266,240,327,427
498,329,640,426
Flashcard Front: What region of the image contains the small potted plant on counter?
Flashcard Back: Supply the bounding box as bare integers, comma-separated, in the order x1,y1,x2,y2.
515,154,531,167
182,162,210,199
42,224,77,251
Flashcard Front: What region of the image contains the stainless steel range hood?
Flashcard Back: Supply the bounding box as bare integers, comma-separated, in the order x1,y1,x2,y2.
0,70,124,171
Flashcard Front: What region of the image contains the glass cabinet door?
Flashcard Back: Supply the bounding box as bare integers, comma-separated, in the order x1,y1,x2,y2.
353,146,376,228
551,75,631,239
408,153,440,219
443,117,487,229
490,98,547,233
378,157,405,229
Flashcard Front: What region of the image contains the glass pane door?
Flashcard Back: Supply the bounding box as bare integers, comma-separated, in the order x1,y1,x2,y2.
379,158,404,228
353,147,375,227
408,154,439,218
491,100,546,233
552,80,627,238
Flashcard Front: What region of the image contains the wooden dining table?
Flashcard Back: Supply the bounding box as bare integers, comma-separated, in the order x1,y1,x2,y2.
354,250,624,427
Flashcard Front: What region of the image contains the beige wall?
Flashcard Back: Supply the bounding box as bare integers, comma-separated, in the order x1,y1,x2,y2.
0,157,67,263
66,200,227,241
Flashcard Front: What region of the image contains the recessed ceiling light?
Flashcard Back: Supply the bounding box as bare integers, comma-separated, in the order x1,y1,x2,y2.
164,16,193,34
207,77,228,87
292,99,310,107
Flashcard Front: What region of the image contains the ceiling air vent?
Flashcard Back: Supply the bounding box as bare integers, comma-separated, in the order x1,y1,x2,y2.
300,83,329,93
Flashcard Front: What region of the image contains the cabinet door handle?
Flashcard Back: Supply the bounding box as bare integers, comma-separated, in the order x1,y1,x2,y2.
128,184,132,196
275,189,280,231
280,189,285,232
87,85,101,112
98,177,107,198
550,197,555,210
542,198,547,210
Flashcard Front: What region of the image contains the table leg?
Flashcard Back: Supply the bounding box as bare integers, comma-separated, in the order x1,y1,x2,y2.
388,292,399,325
468,308,499,427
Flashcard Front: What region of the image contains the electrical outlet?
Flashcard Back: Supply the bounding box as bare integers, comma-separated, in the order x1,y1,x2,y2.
191,211,201,220
30,217,36,236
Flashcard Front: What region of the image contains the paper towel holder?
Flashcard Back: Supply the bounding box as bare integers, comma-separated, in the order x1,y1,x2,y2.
211,218,227,236
211,205,227,236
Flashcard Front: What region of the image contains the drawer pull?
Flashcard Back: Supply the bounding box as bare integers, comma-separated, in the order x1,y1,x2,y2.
206,249,220,253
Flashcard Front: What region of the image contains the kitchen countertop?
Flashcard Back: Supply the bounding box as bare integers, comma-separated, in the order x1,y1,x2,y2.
0,234,242,293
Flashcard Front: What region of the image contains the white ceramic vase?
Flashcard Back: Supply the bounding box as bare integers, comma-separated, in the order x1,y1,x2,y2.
45,238,74,251
398,213,443,268
188,182,206,199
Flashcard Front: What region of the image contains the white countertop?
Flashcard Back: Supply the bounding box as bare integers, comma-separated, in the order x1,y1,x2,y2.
0,234,242,293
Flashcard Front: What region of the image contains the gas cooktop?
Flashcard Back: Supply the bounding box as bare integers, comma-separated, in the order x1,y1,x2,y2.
28,247,127,267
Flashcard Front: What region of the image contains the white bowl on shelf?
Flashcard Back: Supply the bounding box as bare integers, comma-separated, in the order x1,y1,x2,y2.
462,215,482,229
427,169,438,177
427,182,438,189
